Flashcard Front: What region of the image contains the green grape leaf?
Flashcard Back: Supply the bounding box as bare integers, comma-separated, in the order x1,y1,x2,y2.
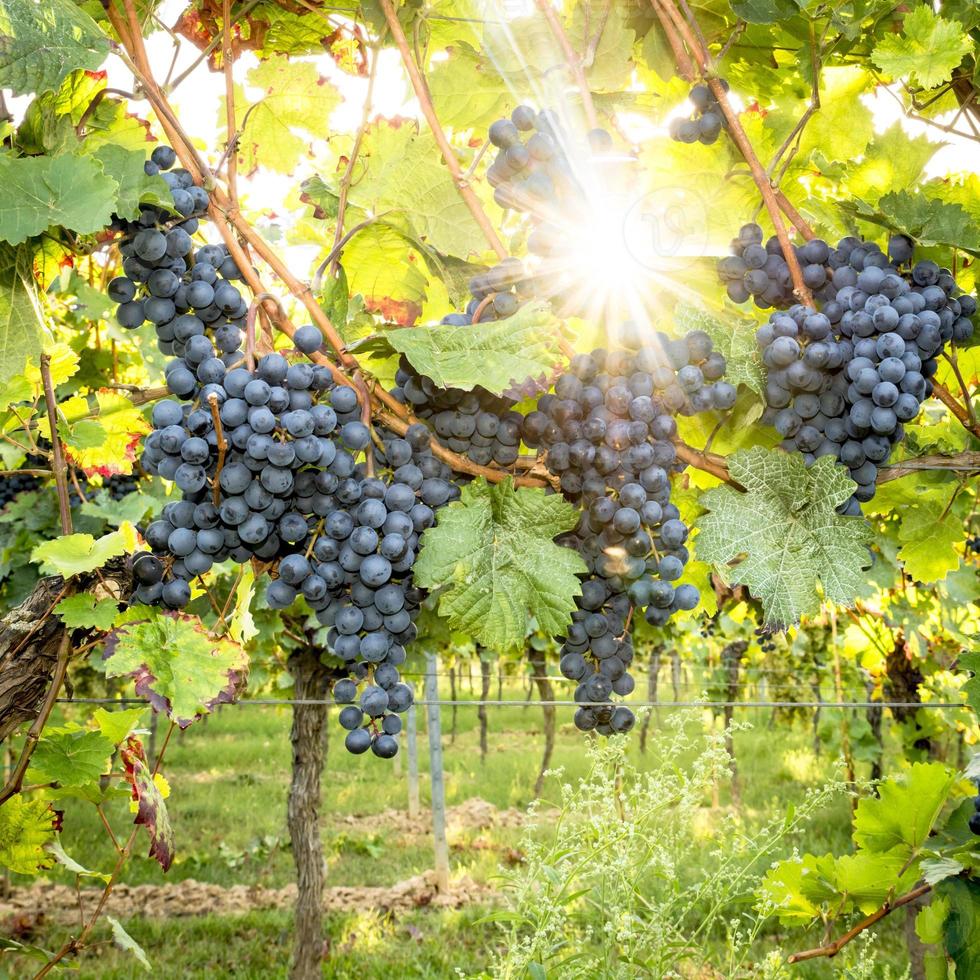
91,145,171,221
0,0,108,97
120,737,174,871
386,301,562,395
872,6,974,90
55,593,123,631
229,56,340,174
80,488,166,528
345,121,485,259
853,761,956,856
229,565,257,646
841,192,980,258
758,852,840,922
896,503,965,584
414,477,587,652
694,449,873,626
916,894,950,944
843,123,939,206
106,612,248,727
107,916,151,971
0,244,43,385
959,651,980,719
427,44,512,129
31,524,137,578
835,848,919,914
46,839,109,881
0,796,57,875
938,878,980,978
729,0,798,25
0,152,119,245
92,706,145,745
339,222,429,326
26,728,113,788
674,304,764,395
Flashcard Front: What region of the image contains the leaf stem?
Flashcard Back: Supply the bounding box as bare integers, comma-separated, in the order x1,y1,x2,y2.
40,354,73,536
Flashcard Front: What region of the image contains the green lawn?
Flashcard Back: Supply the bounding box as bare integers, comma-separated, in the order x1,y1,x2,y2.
6,682,913,978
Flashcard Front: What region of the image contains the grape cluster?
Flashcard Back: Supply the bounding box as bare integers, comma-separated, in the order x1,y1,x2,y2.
718,223,836,308
522,329,733,733
969,784,980,836
106,146,248,362
486,106,613,219
669,81,728,146
757,237,976,510
392,357,523,469
967,536,980,555
753,628,777,654
0,469,42,507
133,334,460,757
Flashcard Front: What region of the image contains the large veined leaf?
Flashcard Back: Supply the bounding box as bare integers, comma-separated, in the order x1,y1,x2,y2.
853,761,956,856
938,878,980,978
872,6,974,90
386,301,563,395
228,56,339,174
92,145,171,221
414,477,586,652
0,0,108,97
842,124,938,207
25,727,114,788
694,448,873,626
0,152,118,245
31,523,137,578
345,120,485,259
674,304,764,396
0,796,57,875
427,44,513,130
728,0,797,25
840,192,980,258
120,737,174,871
106,613,248,727
0,245,43,385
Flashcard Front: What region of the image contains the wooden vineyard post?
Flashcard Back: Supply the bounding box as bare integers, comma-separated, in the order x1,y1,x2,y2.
406,700,421,819
424,651,450,891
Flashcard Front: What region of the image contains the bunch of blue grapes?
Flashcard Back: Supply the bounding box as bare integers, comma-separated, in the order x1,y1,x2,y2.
757,236,976,511
132,328,460,757
522,328,734,733
669,81,728,145
392,357,524,468
717,223,837,308
106,145,248,361
486,106,614,219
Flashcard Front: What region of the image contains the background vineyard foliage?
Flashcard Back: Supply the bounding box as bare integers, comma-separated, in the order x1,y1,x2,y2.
0,0,977,976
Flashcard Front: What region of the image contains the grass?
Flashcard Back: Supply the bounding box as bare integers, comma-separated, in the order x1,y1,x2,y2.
5,679,913,977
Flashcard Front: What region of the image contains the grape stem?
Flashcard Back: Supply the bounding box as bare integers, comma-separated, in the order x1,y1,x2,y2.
932,381,980,440
657,0,815,306
941,353,979,432
533,0,600,130
207,393,228,507
377,0,509,260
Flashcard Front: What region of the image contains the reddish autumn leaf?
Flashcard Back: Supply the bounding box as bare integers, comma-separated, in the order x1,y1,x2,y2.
120,737,175,871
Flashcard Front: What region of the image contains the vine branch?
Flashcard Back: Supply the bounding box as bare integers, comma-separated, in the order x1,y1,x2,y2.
787,883,932,963
377,0,508,260
534,0,599,129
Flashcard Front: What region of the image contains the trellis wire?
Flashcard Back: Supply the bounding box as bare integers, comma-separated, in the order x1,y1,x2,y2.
56,697,965,709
